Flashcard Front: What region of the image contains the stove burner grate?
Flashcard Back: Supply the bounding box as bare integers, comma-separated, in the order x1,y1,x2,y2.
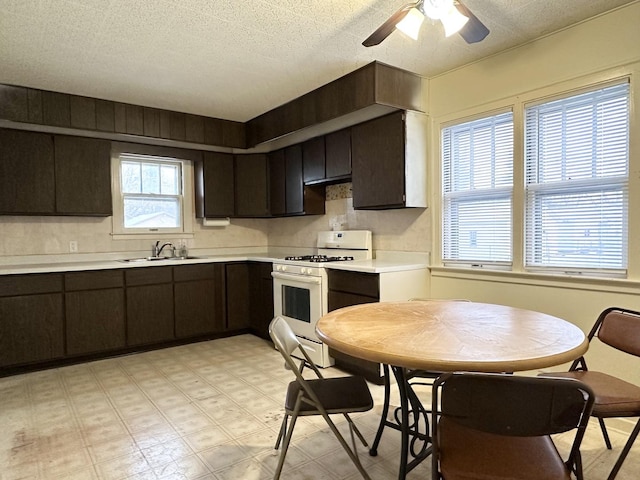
284,255,354,263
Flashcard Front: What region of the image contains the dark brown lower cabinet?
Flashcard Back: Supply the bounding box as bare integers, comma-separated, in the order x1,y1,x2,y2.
327,269,383,384
249,262,274,340
174,264,225,338
125,267,174,346
65,270,126,356
0,273,64,367
225,262,250,330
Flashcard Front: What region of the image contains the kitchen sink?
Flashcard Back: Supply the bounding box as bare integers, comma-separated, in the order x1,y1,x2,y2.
119,256,203,263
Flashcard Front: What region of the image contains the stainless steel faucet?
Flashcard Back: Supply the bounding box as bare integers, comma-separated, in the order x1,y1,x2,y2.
153,241,174,258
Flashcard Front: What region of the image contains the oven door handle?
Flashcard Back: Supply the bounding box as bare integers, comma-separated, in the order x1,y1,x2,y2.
271,272,322,285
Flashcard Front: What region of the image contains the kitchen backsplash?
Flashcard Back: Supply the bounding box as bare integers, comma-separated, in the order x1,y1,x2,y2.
0,183,430,258
268,183,430,254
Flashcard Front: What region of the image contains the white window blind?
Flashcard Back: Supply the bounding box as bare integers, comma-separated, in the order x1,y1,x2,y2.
442,112,514,264
524,82,629,273
114,154,187,234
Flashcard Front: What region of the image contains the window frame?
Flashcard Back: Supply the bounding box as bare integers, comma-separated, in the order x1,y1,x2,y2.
435,75,632,280
523,81,630,276
111,152,194,239
441,109,515,267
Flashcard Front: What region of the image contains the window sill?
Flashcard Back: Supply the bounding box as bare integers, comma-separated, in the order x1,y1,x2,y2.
430,265,640,294
111,233,194,241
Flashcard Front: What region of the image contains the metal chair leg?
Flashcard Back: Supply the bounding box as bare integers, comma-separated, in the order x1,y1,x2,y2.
274,400,302,480
607,418,640,480
274,414,288,450
343,413,369,447
318,409,371,480
598,417,613,449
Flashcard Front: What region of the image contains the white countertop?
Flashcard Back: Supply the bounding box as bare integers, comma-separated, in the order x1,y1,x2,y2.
0,252,429,276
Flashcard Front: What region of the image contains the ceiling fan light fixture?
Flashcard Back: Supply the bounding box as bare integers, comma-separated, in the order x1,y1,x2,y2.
395,7,425,40
421,0,454,20
441,5,469,36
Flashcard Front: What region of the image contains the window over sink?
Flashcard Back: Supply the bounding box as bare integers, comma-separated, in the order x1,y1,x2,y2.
111,153,194,237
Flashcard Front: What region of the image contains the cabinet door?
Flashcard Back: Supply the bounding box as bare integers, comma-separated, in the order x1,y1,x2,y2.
197,152,235,217
174,264,224,338
225,262,250,330
0,293,64,367
284,144,304,214
325,128,351,180
302,136,325,184
65,270,125,356
235,154,269,217
125,267,174,346
269,149,286,216
0,129,55,214
351,111,406,209
54,135,112,215
249,262,274,340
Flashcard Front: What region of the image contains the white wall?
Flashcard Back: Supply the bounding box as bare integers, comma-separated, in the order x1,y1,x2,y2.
428,2,640,386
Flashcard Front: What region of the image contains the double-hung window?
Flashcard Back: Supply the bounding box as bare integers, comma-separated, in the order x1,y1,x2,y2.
442,111,514,266
524,82,630,274
112,153,192,235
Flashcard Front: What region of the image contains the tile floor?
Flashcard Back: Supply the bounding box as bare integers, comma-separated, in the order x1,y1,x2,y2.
1,334,638,479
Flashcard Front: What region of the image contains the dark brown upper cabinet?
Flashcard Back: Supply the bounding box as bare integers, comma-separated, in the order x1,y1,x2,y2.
0,129,111,216
351,110,427,210
285,145,304,214
42,91,71,127
0,84,29,123
325,128,352,182
69,95,97,130
302,136,325,184
246,61,423,146
269,149,286,216
96,99,115,132
0,129,56,214
195,152,235,218
269,145,324,216
235,154,270,217
54,135,112,215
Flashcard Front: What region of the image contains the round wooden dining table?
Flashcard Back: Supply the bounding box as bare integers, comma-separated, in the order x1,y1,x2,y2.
315,300,589,479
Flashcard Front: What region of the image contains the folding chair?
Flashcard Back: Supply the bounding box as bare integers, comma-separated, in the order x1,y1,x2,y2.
269,316,373,480
543,307,640,479
432,372,594,480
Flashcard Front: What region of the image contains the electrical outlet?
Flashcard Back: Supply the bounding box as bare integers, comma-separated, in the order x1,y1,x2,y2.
69,241,78,253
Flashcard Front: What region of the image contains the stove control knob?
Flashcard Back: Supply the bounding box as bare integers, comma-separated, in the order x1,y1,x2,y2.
301,268,307,274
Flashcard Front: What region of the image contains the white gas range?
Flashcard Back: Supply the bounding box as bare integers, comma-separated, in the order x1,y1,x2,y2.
272,230,372,367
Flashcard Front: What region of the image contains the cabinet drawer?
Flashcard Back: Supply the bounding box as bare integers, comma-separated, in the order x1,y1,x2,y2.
65,270,124,291
328,291,378,312
173,264,218,282
327,270,379,298
0,274,63,297
125,266,173,286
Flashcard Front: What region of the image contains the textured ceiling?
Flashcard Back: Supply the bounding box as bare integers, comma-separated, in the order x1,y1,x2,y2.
0,0,636,122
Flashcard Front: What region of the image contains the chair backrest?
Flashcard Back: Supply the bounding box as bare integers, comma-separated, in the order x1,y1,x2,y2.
434,372,594,437
269,316,324,378
596,307,640,357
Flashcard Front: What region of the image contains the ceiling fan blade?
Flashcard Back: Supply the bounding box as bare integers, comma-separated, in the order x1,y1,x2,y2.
362,2,420,47
455,0,490,43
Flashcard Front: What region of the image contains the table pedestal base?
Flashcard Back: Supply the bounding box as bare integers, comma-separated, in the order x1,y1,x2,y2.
369,364,432,479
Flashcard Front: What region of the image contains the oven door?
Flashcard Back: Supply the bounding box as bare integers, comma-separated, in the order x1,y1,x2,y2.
272,271,324,342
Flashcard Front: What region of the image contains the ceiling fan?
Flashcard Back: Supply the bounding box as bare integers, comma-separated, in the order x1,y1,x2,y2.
363,0,489,47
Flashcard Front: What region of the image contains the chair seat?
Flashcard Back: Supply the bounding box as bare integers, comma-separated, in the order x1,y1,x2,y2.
284,376,373,415
438,417,571,480
545,371,640,417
